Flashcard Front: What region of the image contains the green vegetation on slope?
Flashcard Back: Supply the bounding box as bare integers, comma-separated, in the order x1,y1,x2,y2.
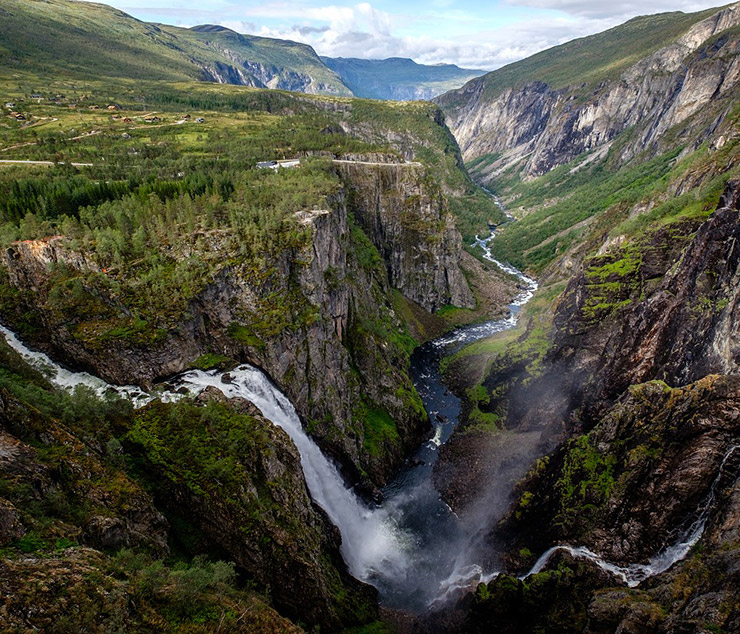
485,127,740,273
438,5,725,107
0,0,350,94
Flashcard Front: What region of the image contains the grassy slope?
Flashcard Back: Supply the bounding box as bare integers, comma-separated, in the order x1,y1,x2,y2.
438,5,726,108
163,25,351,93
0,0,197,81
0,0,349,94
321,56,485,99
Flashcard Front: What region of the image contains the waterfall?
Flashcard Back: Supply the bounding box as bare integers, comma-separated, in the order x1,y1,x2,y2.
521,444,740,587
0,323,407,582
171,368,409,580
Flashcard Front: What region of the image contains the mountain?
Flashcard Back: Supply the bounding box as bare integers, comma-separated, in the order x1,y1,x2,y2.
426,3,740,631
437,4,737,174
0,0,351,95
436,2,740,273
321,56,486,100
2,0,740,631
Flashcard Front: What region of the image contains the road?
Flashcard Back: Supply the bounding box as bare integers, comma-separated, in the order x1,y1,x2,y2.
0,159,94,167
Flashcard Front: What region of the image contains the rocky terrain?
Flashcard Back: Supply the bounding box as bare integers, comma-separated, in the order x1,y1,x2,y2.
428,177,740,632
438,3,740,180
2,1,740,631
0,158,479,488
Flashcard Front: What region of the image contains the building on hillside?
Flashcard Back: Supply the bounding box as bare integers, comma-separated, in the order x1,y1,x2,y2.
256,159,301,171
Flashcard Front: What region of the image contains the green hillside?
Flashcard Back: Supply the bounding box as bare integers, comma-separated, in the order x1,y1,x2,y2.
322,57,485,100
0,0,351,95
439,5,727,107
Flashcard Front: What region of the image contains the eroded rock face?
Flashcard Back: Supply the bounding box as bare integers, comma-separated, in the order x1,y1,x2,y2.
438,4,740,178
0,390,171,557
501,376,740,563
549,180,740,425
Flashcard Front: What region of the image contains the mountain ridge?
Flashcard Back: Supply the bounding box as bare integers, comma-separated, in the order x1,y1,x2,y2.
322,56,485,100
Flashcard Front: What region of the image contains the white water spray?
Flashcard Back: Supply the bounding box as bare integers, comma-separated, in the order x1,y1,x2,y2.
0,324,407,582
520,444,740,587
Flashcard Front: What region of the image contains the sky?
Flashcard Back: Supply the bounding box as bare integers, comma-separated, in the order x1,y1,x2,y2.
92,0,729,70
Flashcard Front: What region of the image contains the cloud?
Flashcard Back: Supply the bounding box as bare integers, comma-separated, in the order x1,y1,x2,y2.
254,5,614,70
502,0,725,20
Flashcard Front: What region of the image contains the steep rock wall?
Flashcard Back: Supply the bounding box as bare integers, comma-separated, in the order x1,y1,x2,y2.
335,162,474,311
438,3,740,178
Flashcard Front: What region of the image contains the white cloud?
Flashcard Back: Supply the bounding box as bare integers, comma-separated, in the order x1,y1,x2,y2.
502,0,726,20
251,4,614,70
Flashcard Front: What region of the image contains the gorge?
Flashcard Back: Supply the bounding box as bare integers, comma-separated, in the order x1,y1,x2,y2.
1,1,740,632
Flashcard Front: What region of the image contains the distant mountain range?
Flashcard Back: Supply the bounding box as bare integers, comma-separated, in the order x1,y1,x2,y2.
321,57,485,100
0,0,481,100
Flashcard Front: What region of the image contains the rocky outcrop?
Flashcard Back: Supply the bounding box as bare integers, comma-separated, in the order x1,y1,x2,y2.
0,548,306,633
499,376,740,564
126,393,378,630
0,389,170,557
335,162,474,311
438,3,740,179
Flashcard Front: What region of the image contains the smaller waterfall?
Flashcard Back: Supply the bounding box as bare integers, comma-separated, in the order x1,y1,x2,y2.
521,444,740,587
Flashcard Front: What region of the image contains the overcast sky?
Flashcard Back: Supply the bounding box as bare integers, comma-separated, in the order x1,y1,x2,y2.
94,0,729,69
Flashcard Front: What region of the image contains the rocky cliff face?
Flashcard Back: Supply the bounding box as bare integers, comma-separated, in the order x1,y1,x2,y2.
201,60,344,95
438,3,740,179
335,162,474,311
431,182,740,632
127,390,377,630
0,163,476,488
